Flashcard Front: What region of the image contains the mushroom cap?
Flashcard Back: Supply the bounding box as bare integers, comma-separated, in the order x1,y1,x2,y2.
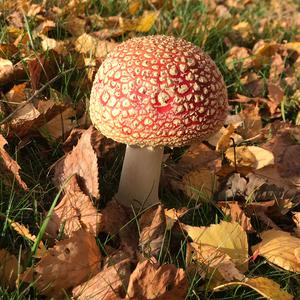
89,35,228,147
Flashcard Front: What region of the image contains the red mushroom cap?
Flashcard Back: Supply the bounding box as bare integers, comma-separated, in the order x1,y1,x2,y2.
90,35,228,147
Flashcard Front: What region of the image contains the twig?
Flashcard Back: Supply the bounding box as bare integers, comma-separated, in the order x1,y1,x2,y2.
0,67,76,126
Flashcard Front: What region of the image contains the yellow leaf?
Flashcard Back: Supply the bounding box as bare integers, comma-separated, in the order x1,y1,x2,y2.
128,0,141,15
9,220,46,257
183,221,248,272
121,10,159,33
187,243,245,286
252,229,300,272
213,277,293,300
225,146,274,169
285,42,300,54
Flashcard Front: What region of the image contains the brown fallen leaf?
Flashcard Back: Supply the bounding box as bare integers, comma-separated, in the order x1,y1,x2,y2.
292,212,300,238
73,253,131,300
267,83,284,115
181,168,219,201
183,221,248,272
20,230,101,298
237,105,262,140
138,205,166,259
225,46,253,70
218,201,254,232
5,83,27,103
127,259,188,299
0,134,28,191
213,276,293,300
165,207,188,230
8,103,41,137
46,176,103,238
0,249,18,290
74,33,117,61
252,229,300,272
0,59,25,86
269,53,285,83
54,127,99,199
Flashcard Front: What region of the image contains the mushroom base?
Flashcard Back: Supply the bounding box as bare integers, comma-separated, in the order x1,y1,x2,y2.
115,145,163,210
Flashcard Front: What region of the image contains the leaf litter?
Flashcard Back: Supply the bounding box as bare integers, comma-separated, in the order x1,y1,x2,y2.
0,0,300,299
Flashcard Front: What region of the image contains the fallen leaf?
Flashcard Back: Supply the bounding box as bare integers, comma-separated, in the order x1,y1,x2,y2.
127,259,188,299
73,253,131,299
183,221,248,272
40,36,68,56
0,134,28,191
0,249,18,290
64,15,86,36
5,83,27,103
232,21,252,40
74,33,117,60
226,146,274,170
27,55,45,90
20,230,101,298
138,205,166,259
9,220,46,257
46,176,103,238
165,207,188,230
218,201,254,232
54,127,99,199
269,53,284,83
225,46,252,70
187,243,245,286
292,212,300,238
237,105,262,140
8,103,41,137
32,19,56,38
177,143,221,172
0,59,25,86
252,229,300,272
252,41,281,68
120,10,159,32
267,83,284,115
181,168,219,201
39,106,76,140
128,0,142,15
213,276,293,300
285,42,300,54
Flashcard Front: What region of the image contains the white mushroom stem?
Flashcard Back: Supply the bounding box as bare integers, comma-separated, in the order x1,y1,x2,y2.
115,145,164,210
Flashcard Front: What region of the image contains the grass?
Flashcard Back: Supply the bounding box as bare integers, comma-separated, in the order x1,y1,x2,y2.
1,0,300,299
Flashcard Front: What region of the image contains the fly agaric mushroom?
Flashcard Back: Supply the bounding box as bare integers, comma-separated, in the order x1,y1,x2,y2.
90,35,228,209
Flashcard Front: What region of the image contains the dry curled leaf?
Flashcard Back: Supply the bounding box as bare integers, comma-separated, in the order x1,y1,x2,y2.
46,176,103,238
0,134,28,191
54,127,99,199
252,229,300,272
127,259,188,299
20,230,101,298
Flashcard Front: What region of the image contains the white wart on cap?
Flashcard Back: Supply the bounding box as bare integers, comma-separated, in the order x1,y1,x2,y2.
90,35,228,147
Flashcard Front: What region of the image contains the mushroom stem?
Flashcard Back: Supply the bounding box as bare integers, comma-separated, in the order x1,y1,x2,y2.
115,145,163,210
